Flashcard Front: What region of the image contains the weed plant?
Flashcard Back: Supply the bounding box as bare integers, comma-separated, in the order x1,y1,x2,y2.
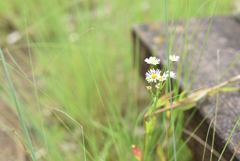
0,0,236,160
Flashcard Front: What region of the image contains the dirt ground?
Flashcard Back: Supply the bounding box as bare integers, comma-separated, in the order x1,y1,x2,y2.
0,99,26,161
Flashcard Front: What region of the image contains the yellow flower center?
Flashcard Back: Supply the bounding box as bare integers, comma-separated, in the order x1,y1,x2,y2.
151,74,157,79
159,76,163,81
172,57,176,60
150,60,156,64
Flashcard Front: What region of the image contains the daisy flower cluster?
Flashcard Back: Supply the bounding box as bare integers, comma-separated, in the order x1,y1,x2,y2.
145,55,179,92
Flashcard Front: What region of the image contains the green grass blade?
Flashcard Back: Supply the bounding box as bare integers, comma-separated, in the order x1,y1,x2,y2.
210,50,220,161
218,117,240,161
189,0,219,90
169,104,215,161
24,13,50,161
218,54,240,82
50,107,87,161
0,47,37,161
164,0,177,160
87,57,121,160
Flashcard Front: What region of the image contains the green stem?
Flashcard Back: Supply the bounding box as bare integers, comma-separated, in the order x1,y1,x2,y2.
164,1,177,160
0,47,37,161
218,117,240,161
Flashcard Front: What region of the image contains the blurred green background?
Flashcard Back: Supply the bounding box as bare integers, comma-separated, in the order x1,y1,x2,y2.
0,0,238,160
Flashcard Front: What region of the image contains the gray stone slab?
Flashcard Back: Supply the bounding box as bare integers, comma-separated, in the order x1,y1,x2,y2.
132,16,240,161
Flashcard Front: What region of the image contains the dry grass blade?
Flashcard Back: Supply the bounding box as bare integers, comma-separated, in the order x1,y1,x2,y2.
12,129,33,161
145,74,240,119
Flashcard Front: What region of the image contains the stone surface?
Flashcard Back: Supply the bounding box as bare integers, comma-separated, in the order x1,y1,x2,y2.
133,16,240,161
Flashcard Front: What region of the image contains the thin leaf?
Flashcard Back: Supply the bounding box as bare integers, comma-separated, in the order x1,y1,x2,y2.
176,102,197,111
208,87,239,95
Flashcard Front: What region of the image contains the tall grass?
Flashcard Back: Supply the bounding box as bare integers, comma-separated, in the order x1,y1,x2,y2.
0,0,235,160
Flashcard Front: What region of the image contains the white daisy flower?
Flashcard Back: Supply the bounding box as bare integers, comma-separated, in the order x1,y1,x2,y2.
169,55,180,62
146,86,152,90
158,74,167,81
169,71,176,79
144,56,160,65
165,71,176,79
146,69,161,83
